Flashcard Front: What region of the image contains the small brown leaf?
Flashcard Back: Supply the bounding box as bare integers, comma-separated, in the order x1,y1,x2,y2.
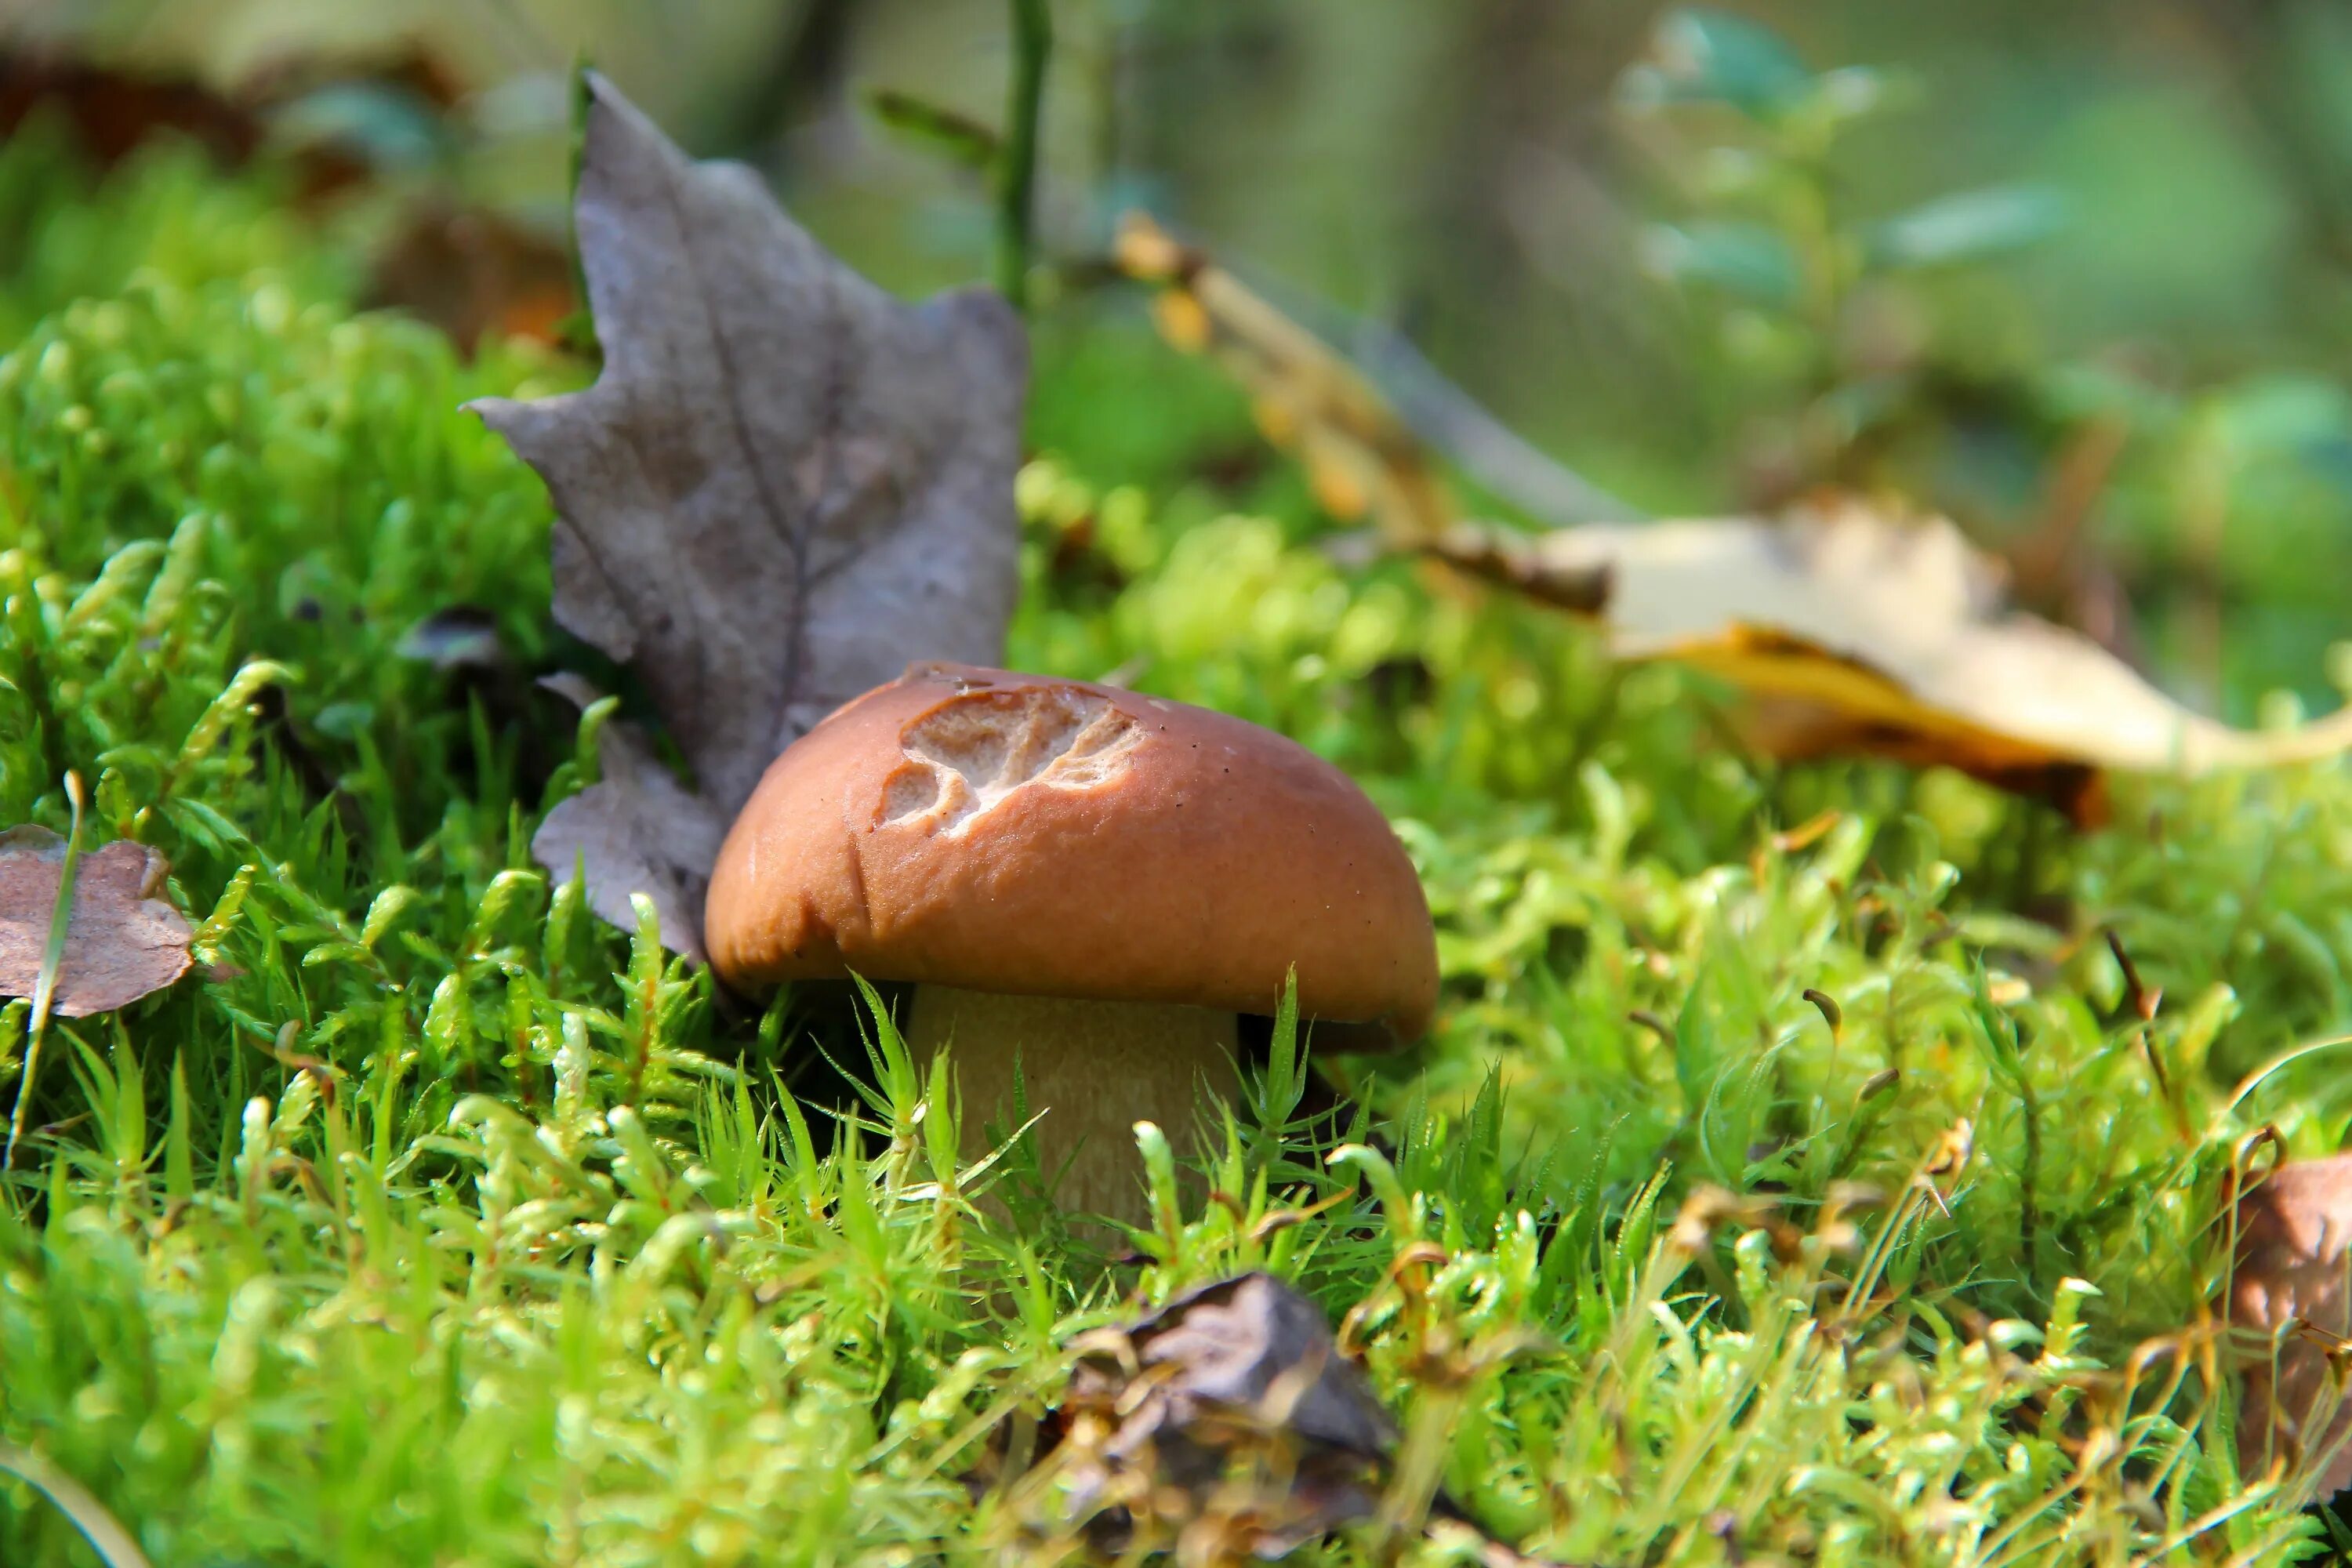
1097,1272,1398,1457
0,829,193,1017
472,74,1025,957
2227,1153,2352,1498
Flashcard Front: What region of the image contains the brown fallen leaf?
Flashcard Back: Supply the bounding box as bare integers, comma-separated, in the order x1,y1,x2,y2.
2227,1152,2352,1498
0,828,192,1018
0,44,578,355
1023,1272,1559,1563
0,49,264,169
470,73,1025,960
0,45,463,203
1043,1272,1399,1558
366,199,577,353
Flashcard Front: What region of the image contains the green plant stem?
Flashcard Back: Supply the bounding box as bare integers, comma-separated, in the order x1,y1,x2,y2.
2017,1072,2041,1279
996,0,1053,310
0,1438,151,1568
5,771,82,1170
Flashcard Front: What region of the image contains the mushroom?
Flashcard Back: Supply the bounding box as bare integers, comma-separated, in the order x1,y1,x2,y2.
2227,1152,2352,1497
703,662,1438,1220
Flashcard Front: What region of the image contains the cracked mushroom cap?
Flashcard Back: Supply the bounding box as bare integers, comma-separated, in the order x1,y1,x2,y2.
703,662,1439,1044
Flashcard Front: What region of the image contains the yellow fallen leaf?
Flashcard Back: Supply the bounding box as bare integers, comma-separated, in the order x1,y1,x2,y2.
1431,499,2352,820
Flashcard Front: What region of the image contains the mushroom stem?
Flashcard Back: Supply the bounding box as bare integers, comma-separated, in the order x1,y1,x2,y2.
906,985,1241,1224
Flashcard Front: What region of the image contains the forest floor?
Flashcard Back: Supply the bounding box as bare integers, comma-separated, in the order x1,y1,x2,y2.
4,125,2352,1567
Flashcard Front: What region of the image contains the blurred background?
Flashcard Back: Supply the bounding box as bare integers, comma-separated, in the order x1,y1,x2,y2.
7,0,2352,721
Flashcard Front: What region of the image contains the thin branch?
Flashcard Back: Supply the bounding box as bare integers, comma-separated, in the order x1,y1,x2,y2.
1259,277,1645,526
1417,521,1611,613
0,1439,153,1568
5,771,82,1170
997,0,1054,310
1348,311,1644,525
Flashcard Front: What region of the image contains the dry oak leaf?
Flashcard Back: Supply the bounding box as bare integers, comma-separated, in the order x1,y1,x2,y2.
1431,499,2352,825
0,828,193,1017
2227,1152,2352,1499
470,74,1025,961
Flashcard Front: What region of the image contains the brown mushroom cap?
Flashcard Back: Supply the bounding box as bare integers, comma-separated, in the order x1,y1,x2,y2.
704,662,1439,1041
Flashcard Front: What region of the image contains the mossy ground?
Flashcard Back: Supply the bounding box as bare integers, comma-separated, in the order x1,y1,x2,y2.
5,132,2352,1566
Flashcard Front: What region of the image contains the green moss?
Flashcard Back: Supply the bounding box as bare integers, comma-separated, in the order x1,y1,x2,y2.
0,117,343,350
0,132,2345,1566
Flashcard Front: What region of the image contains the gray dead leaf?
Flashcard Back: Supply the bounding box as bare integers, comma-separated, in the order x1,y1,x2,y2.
1100,1272,1399,1459
470,73,1025,958
533,677,727,966
1054,1272,1396,1556
0,828,193,1017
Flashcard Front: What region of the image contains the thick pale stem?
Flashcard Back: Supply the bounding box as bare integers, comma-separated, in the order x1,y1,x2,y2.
906,985,1240,1223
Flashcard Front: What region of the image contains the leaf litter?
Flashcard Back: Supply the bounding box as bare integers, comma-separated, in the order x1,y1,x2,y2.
0,828,191,1020
1032,1272,1399,1557
1118,218,2352,822
473,74,1026,960
1013,1272,1556,1563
